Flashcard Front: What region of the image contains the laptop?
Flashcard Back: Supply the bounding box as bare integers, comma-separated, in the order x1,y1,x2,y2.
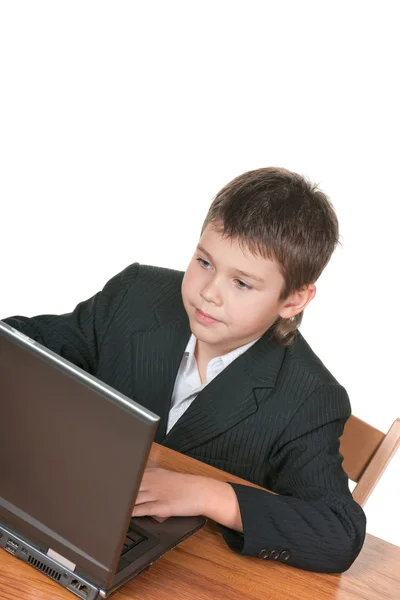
0,320,206,599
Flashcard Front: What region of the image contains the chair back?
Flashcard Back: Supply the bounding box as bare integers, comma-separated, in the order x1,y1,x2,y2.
340,415,400,506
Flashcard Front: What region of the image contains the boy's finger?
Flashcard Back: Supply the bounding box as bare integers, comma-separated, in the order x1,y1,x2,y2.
132,501,161,517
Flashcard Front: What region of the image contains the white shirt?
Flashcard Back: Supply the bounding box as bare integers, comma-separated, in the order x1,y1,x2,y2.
166,334,260,434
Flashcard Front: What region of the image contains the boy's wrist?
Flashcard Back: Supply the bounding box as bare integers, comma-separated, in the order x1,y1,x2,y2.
199,476,243,532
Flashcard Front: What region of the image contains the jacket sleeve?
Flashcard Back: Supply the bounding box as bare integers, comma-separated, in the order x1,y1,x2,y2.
219,384,367,573
2,263,140,374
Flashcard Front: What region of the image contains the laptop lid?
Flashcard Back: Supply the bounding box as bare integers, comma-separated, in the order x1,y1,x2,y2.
0,320,159,590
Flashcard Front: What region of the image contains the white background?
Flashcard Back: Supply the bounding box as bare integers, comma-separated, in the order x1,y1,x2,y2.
1,2,399,547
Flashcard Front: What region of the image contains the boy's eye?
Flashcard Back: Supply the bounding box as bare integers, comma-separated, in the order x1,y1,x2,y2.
196,257,211,268
235,279,252,290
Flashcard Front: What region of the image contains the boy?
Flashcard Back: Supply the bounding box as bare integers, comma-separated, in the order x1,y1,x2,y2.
3,167,366,573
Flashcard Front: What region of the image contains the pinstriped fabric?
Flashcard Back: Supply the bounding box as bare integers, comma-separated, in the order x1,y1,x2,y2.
3,262,366,573
167,334,259,434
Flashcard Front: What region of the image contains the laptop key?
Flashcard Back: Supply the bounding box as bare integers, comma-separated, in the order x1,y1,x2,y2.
126,530,144,544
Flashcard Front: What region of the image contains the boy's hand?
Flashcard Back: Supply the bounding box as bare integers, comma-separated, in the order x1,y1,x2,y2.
132,468,208,519
131,468,243,532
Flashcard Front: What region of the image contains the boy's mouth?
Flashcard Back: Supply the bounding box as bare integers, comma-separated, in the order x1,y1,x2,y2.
195,308,220,325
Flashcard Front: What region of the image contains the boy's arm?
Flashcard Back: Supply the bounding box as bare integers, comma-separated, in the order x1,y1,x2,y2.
2,263,140,373
218,384,366,574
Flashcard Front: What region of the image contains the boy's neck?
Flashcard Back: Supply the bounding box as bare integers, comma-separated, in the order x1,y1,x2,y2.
193,336,261,385
194,338,238,366
194,340,220,385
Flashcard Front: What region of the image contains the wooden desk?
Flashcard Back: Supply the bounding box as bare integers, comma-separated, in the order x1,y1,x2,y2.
1,443,399,600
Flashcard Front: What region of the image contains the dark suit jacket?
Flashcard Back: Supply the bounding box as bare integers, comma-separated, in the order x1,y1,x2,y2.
4,262,366,573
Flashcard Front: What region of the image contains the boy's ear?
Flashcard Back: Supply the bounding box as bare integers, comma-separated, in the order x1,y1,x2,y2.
278,284,316,319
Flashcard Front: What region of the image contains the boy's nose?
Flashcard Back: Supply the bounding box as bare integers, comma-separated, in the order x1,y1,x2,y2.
200,281,222,306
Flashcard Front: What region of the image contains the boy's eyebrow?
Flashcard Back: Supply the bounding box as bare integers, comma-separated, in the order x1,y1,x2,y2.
196,244,265,284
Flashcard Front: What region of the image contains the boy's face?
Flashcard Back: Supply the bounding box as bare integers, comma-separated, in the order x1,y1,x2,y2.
181,222,294,356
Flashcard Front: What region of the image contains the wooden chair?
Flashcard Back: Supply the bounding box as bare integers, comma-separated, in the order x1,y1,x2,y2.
340,415,400,506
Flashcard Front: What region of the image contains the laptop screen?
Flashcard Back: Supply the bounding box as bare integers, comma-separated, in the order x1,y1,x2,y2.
0,326,159,587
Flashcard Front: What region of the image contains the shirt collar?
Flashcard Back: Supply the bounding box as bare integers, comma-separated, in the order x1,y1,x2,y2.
183,333,260,372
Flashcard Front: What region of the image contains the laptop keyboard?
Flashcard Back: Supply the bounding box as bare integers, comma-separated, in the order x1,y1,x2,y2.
121,521,147,556
116,519,161,573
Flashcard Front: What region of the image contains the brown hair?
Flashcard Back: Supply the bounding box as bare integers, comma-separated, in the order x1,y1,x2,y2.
201,167,339,346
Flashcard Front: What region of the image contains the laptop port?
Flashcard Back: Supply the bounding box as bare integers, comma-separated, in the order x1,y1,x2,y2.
69,580,89,598
5,538,19,554
70,579,80,589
